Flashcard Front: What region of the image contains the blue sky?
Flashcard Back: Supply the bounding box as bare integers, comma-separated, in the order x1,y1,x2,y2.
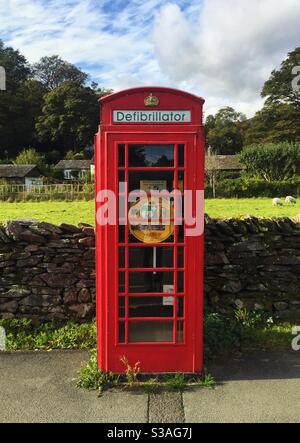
1,0,300,116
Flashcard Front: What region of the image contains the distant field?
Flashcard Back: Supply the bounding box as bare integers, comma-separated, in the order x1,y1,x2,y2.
205,198,300,219
0,198,299,226
0,201,95,226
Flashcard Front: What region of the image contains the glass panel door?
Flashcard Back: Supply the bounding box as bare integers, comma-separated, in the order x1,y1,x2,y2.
118,143,185,344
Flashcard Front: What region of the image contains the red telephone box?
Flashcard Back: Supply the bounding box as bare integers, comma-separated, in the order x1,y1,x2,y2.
95,87,205,373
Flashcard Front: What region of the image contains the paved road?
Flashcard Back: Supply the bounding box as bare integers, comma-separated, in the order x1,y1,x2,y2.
0,350,147,423
0,350,299,423
185,351,300,423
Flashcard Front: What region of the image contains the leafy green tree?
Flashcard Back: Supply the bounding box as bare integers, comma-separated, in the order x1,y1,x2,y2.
90,82,113,98
36,81,99,153
0,41,46,157
239,142,300,181
245,103,300,145
65,150,85,160
262,47,300,107
245,48,300,145
0,40,31,91
32,55,88,90
14,148,45,168
205,107,248,154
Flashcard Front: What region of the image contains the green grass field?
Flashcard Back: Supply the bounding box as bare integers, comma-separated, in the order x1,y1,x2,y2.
0,198,299,225
0,201,95,226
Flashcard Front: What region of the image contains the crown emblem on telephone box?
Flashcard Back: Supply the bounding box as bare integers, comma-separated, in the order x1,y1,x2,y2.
144,93,160,107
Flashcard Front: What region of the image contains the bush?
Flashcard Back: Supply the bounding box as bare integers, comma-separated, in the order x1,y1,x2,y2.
205,176,300,198
239,142,300,181
0,318,96,350
204,309,289,359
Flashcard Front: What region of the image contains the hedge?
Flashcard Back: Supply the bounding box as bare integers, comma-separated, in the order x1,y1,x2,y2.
205,177,300,198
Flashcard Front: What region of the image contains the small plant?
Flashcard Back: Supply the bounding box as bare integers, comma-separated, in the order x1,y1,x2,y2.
165,373,187,392
234,307,273,329
77,350,118,393
120,355,141,387
196,373,216,389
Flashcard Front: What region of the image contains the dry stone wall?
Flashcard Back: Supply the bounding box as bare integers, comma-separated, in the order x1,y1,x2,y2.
1,216,300,321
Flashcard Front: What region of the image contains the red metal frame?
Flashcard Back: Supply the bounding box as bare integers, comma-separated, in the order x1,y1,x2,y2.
95,87,205,373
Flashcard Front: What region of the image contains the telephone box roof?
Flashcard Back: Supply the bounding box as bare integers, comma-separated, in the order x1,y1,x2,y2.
99,86,205,105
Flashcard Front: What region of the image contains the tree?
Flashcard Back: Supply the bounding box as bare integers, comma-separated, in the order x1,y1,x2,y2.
65,150,85,160
0,40,31,91
205,107,248,154
239,143,300,181
14,148,45,168
205,147,222,198
91,83,113,99
245,47,300,145
244,103,300,145
36,81,99,153
0,40,45,158
32,55,89,90
262,47,300,108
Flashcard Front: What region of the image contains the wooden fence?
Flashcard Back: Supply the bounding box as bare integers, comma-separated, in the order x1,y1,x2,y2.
0,184,95,201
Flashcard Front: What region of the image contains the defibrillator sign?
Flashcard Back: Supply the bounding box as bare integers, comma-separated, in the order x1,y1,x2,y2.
129,197,174,243
113,110,191,123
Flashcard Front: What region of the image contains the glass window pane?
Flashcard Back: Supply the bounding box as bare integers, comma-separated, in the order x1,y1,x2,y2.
118,144,125,167
129,247,173,268
119,297,125,318
119,272,125,293
178,170,185,192
119,247,125,268
178,272,184,293
177,320,184,343
119,225,125,243
128,321,173,342
129,272,174,293
119,170,125,182
178,247,184,268
128,296,174,317
119,321,125,343
129,144,174,167
177,296,184,317
129,170,174,193
178,144,185,167
178,225,184,243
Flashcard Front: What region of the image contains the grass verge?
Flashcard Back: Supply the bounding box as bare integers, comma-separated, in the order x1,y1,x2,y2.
0,310,295,392
0,318,96,350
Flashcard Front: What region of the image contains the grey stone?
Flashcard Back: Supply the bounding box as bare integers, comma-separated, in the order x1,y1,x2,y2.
38,222,62,234
273,302,289,311
78,288,91,303
40,273,78,288
0,228,10,243
59,223,81,234
222,280,242,294
78,237,95,247
235,299,244,308
68,303,94,318
2,287,31,298
19,230,45,243
0,300,18,313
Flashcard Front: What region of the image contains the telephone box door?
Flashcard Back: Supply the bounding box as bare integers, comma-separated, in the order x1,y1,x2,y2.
97,135,203,373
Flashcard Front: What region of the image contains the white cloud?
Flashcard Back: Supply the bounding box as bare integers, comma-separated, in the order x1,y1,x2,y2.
153,0,300,116
1,0,299,117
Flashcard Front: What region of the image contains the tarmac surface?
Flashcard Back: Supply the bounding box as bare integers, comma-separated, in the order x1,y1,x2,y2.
0,349,299,423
